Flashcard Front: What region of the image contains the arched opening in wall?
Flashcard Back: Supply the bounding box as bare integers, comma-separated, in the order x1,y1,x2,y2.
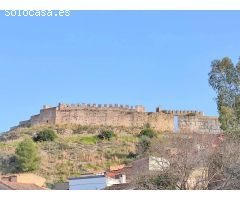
174,116,179,133
46,120,49,124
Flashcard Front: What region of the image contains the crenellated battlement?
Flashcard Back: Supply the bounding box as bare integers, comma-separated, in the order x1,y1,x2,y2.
156,107,203,116
56,103,145,112
162,110,203,116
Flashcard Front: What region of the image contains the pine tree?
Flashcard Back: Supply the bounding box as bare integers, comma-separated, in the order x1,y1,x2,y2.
15,138,40,172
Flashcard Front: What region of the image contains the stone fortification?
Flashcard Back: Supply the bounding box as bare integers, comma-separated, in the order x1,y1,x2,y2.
178,115,222,134
12,103,223,134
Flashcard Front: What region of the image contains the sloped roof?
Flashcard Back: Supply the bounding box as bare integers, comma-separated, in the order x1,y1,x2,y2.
0,180,46,190
1,173,46,187
69,174,105,180
106,166,133,178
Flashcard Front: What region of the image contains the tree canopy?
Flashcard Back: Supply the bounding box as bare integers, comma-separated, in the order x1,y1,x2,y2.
15,138,40,172
209,57,240,135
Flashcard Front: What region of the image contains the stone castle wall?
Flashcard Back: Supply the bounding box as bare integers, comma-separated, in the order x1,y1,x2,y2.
55,105,174,132
160,109,222,134
178,115,222,134
55,104,174,132
13,103,223,134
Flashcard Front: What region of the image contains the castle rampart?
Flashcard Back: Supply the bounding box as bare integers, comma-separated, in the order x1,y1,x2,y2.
57,103,145,112
178,115,222,134
13,103,223,134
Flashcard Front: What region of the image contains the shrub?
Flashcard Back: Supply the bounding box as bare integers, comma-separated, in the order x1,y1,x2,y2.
137,136,151,154
98,130,116,141
139,128,156,138
127,152,138,159
15,138,40,172
33,129,57,142
135,173,177,190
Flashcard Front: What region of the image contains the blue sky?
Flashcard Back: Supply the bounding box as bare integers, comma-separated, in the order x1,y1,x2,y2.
1,11,240,132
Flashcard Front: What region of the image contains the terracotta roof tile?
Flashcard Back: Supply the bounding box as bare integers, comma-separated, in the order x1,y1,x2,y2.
106,166,133,178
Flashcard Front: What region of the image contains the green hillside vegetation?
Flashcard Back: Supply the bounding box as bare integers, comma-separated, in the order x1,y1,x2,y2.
15,138,40,172
0,125,158,186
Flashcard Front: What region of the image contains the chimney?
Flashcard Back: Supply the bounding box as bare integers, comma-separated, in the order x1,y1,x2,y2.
120,174,126,184
1,175,18,182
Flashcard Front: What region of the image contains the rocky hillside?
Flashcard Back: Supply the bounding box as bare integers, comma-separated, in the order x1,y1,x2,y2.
0,124,146,186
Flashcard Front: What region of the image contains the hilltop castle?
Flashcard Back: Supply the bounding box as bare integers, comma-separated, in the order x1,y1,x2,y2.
12,103,222,134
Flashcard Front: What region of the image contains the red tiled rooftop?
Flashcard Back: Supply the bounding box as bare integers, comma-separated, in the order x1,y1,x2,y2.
106,166,133,178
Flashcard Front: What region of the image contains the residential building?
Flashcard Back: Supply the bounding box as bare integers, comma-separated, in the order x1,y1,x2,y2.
129,156,170,178
1,173,46,187
69,174,106,190
0,180,46,190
